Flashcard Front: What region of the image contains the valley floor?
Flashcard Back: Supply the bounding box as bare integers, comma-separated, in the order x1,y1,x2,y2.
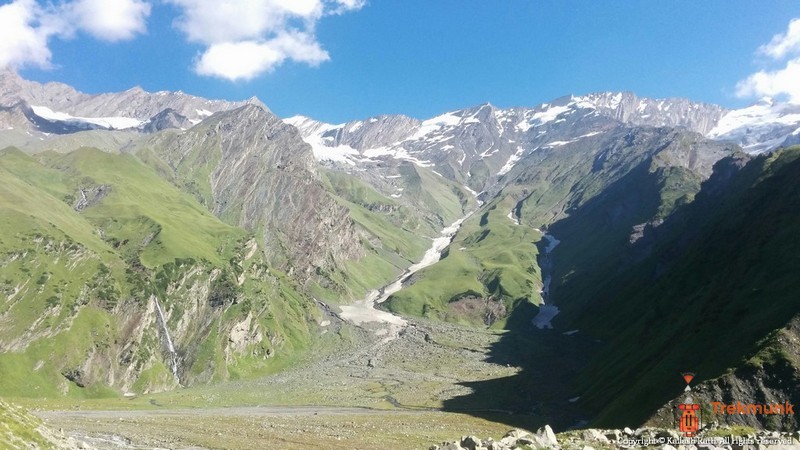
25,311,595,449
37,407,513,449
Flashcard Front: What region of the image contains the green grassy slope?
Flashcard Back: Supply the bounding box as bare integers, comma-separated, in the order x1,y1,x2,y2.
45,147,243,267
317,166,474,302
0,146,318,398
567,147,800,426
384,192,544,328
385,128,730,328
0,399,54,449
398,162,471,226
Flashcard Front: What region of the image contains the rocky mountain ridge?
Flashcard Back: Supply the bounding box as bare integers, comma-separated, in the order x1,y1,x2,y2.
288,92,800,194
0,74,470,399
0,69,260,135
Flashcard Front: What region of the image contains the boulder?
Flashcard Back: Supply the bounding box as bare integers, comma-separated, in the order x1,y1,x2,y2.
500,429,532,446
436,443,464,450
656,429,679,440
604,430,622,441
536,425,559,448
582,429,609,443
460,435,482,450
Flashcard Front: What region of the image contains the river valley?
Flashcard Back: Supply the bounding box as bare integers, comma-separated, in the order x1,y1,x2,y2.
29,218,600,449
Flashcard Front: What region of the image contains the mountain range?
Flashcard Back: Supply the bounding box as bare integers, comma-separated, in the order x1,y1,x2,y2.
1,70,799,436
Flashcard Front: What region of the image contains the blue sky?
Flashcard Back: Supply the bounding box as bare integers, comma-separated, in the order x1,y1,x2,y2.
3,0,800,123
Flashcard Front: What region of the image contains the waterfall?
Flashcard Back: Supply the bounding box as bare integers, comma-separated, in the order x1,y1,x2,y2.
152,295,179,380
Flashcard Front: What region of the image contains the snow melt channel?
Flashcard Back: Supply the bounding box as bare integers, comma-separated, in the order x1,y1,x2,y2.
339,216,470,328
532,231,561,329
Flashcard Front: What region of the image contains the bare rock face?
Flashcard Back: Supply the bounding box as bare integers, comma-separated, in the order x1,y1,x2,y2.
140,104,363,283
578,92,727,135
72,184,111,211
211,106,363,278
142,108,194,133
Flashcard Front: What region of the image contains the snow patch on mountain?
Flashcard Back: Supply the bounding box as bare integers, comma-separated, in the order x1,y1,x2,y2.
284,116,360,165
31,105,143,130
410,112,462,140
531,104,571,124
498,145,530,176
285,115,439,167
707,98,800,153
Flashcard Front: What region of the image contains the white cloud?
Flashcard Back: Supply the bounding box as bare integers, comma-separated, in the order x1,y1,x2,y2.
0,0,59,69
68,0,151,42
195,41,284,81
271,31,329,64
168,0,364,80
0,0,361,79
194,32,329,81
736,58,800,104
331,0,366,14
758,18,800,60
0,0,151,70
737,18,800,104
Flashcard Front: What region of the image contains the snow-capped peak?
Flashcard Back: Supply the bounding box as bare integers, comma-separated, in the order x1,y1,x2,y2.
707,99,800,154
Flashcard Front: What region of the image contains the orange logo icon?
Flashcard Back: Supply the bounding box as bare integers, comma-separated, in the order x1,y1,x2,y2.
679,403,700,437
677,372,700,437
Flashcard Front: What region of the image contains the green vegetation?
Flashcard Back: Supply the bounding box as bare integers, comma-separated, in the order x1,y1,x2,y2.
135,129,222,209
0,146,319,399
386,193,543,328
400,162,472,226
46,147,244,267
386,128,721,328
315,165,475,302
565,147,800,426
0,399,54,449
705,425,759,438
